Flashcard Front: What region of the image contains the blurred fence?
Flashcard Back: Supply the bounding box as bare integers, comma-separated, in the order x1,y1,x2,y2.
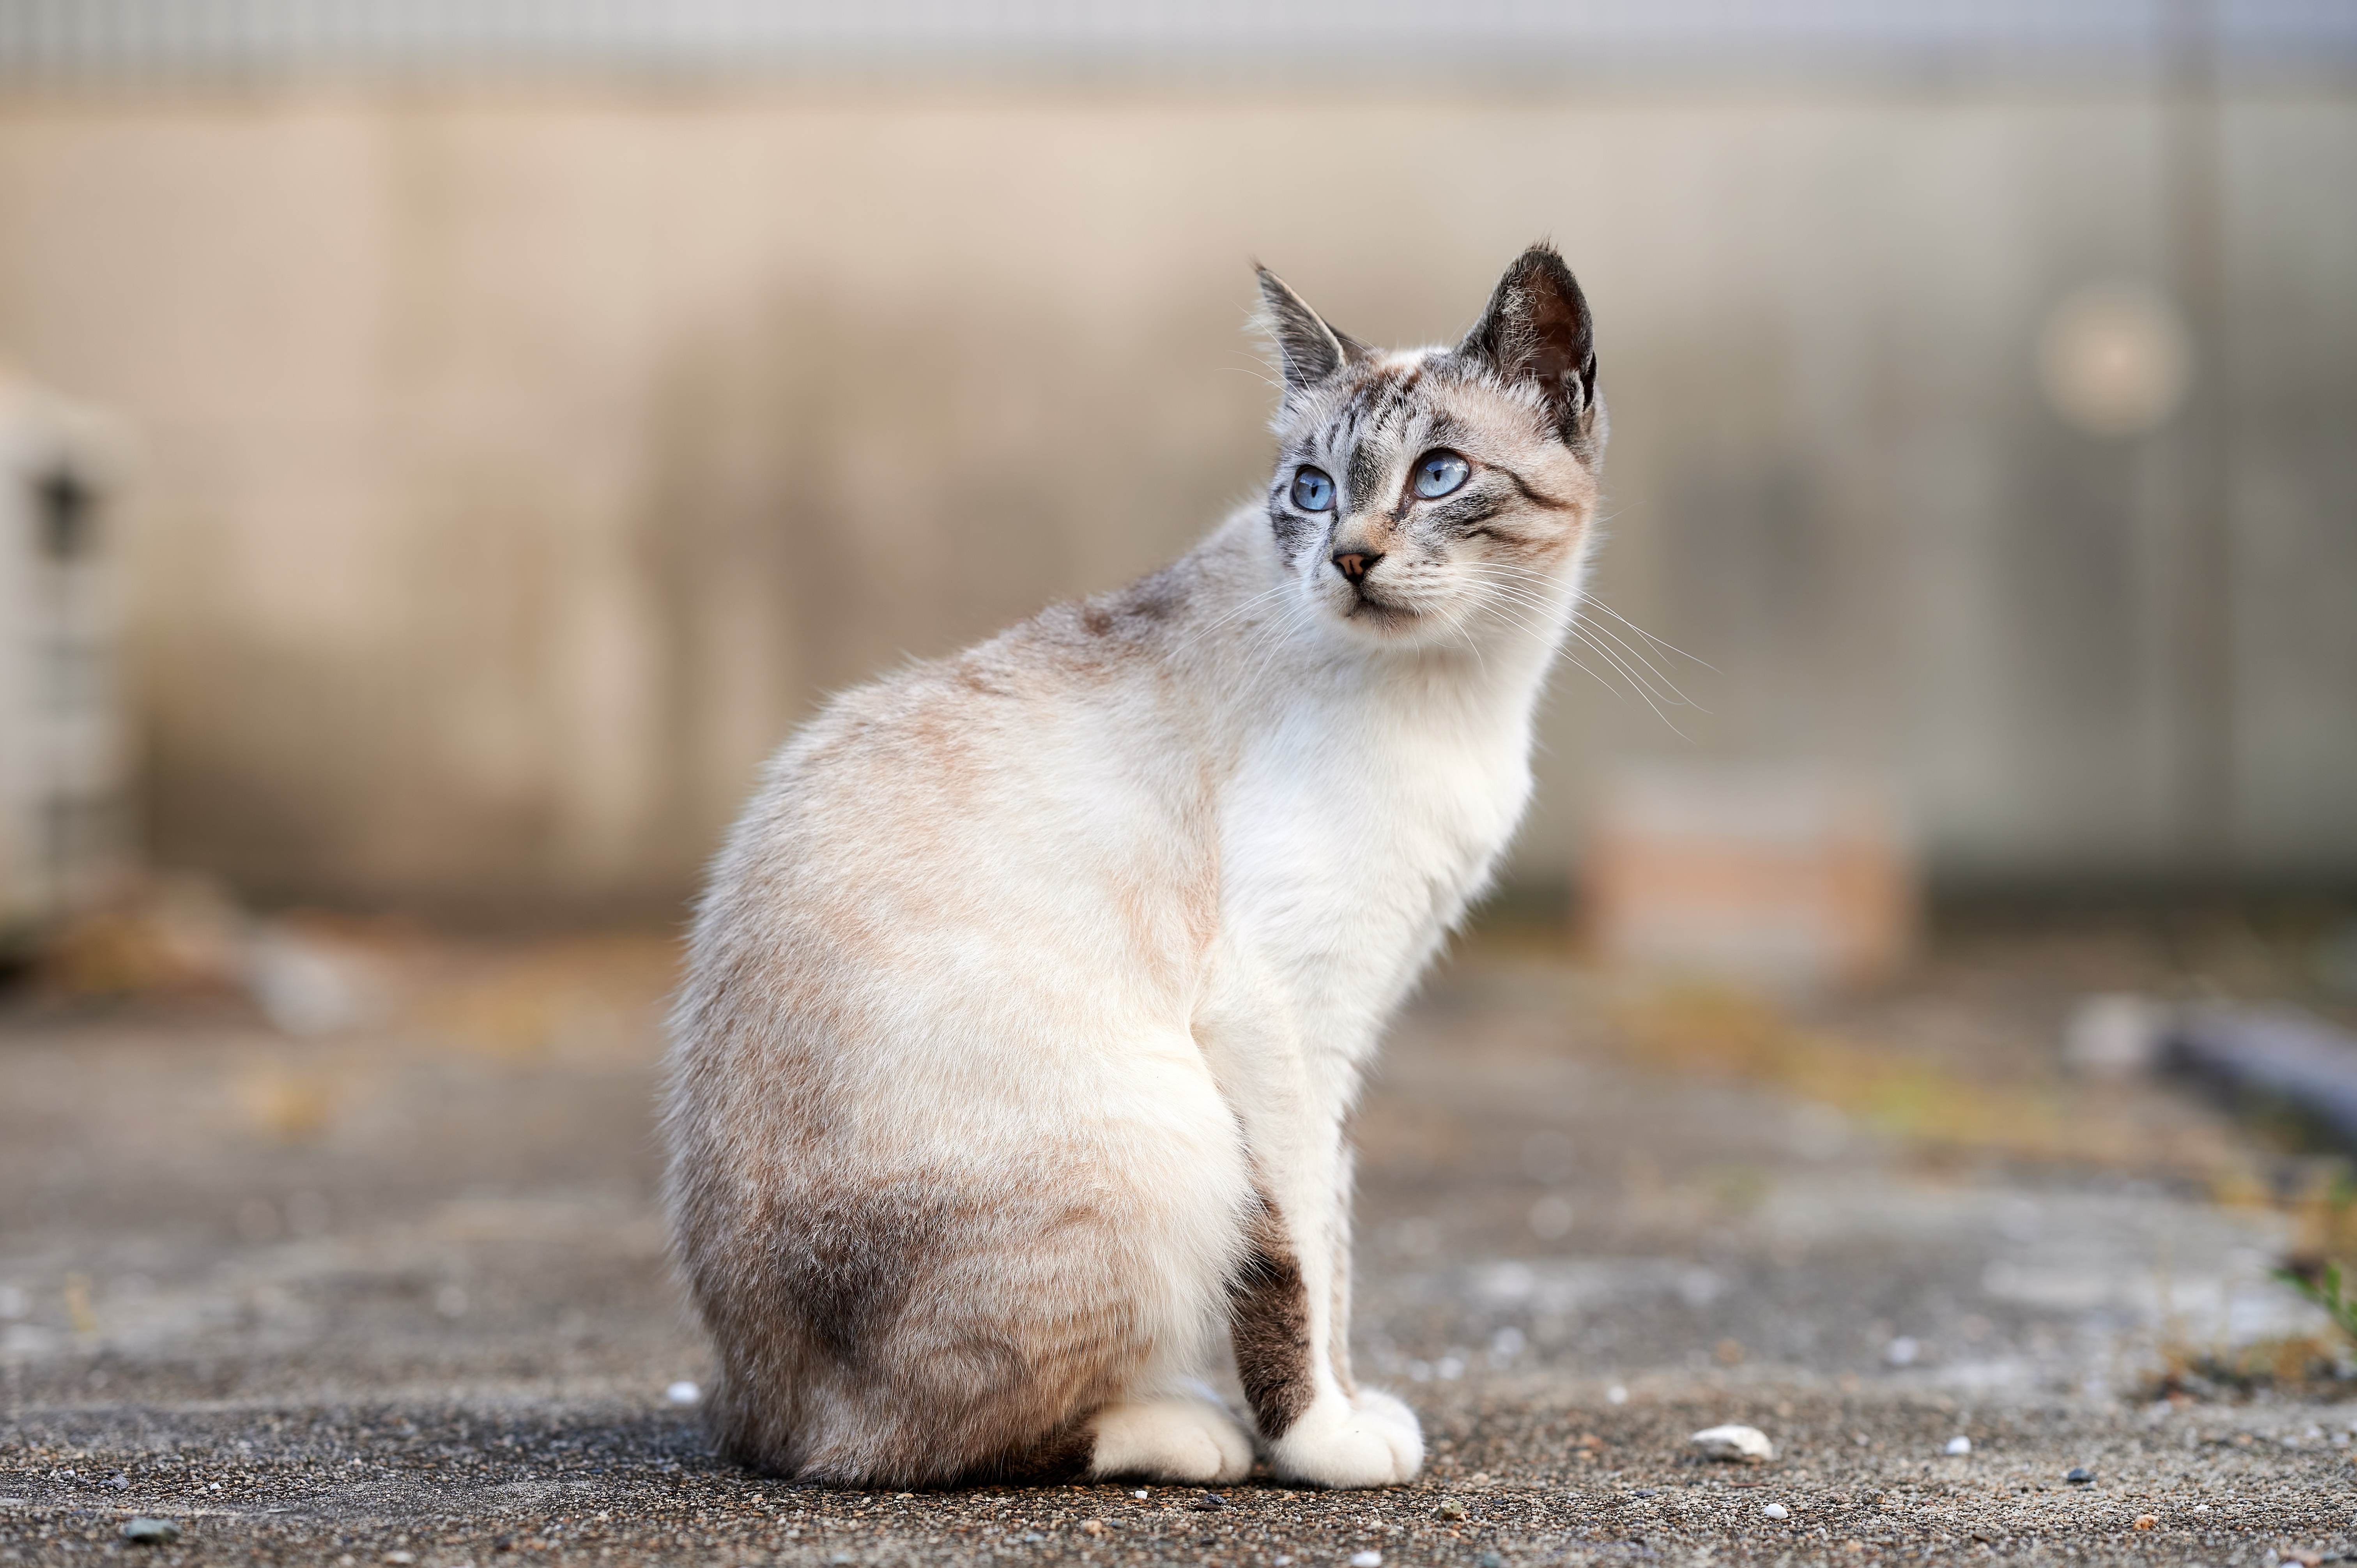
0,2,2351,916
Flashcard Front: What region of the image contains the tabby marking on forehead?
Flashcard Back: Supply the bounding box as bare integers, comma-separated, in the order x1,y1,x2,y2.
1343,440,1390,519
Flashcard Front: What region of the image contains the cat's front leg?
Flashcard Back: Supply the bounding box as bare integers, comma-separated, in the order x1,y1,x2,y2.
1230,1175,1423,1487
1207,1026,1420,1484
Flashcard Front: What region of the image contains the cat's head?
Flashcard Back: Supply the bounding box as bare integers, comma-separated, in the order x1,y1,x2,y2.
1255,244,1604,650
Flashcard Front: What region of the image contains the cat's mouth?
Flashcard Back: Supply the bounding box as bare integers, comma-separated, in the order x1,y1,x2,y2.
1341,585,1418,626
1315,564,1432,633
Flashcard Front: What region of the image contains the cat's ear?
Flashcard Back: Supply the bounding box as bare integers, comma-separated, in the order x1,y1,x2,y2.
1459,244,1599,446
1254,265,1366,399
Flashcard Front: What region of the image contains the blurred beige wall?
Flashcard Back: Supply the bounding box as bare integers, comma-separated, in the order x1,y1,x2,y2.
0,85,2351,914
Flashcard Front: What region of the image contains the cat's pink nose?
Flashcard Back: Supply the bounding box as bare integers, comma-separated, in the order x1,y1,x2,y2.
1331,550,1382,582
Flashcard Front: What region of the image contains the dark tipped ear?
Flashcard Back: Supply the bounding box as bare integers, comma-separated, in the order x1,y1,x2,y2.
1459,244,1598,445
1255,265,1366,398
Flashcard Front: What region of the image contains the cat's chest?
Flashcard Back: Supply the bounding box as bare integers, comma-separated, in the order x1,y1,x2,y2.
1216,684,1534,1017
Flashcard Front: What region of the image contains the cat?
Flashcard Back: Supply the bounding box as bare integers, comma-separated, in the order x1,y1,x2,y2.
661,243,1603,1490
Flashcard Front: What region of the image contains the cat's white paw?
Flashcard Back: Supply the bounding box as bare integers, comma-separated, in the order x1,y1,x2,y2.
1267,1388,1424,1488
1087,1397,1255,1483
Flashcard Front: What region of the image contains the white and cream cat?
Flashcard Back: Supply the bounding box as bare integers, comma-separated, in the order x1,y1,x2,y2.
662,245,1604,1489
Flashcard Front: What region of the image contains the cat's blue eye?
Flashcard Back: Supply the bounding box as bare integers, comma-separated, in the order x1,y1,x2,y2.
1413,451,1470,499
1291,467,1335,512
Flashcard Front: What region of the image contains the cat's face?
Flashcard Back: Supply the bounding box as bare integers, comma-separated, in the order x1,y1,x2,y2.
1258,247,1604,651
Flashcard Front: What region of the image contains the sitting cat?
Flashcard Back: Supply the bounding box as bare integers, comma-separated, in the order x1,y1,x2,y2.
662,244,1603,1489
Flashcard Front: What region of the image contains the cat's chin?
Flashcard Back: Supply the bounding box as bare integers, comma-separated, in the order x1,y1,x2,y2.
1326,604,1419,645
1322,591,1460,650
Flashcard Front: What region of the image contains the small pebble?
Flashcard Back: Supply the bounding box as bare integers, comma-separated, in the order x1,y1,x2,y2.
1131,1489,1148,1499
1885,1336,1921,1367
1607,1384,1629,1405
1945,1435,1972,1455
1435,1499,1467,1520
1762,1503,1790,1520
1691,1423,1777,1463
1080,1519,1104,1536
120,1519,180,1546
1350,1554,1383,1568
664,1380,702,1405
1187,1491,1227,1511
1477,1555,1506,1568
2064,1467,2095,1485
2133,1515,2157,1530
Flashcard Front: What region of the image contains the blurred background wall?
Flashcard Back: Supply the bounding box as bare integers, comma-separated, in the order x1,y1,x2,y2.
0,2,2351,920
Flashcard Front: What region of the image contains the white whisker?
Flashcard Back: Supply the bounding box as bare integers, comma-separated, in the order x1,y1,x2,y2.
1448,562,1703,733
1175,581,1299,658
1576,592,1716,671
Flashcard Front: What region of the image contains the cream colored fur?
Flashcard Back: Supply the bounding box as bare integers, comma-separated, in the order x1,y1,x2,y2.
663,245,1603,1489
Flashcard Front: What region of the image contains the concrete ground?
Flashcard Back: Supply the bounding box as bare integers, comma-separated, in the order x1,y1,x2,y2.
4,909,2355,1566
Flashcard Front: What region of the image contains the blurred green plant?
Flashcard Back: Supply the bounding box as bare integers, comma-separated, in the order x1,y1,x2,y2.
2273,1259,2357,1345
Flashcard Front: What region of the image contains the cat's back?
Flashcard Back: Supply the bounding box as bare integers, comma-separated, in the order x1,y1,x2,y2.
675,554,1243,1071
731,562,1213,879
